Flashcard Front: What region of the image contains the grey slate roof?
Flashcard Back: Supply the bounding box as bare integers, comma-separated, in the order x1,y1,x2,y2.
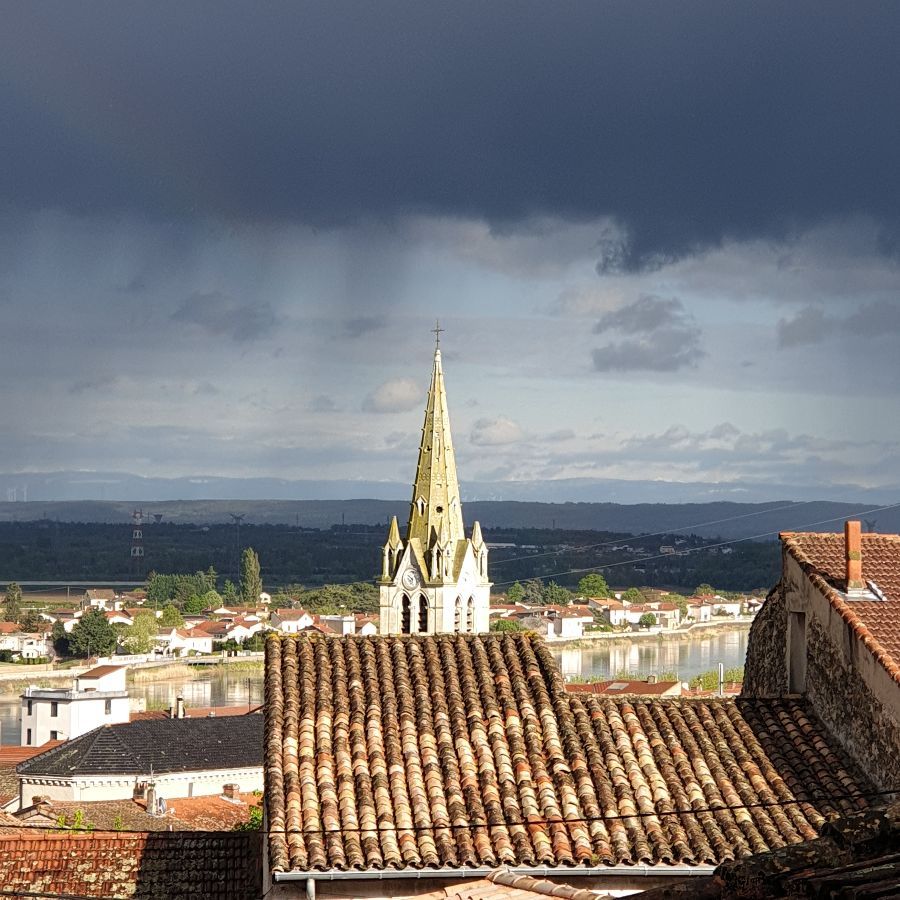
17,714,262,777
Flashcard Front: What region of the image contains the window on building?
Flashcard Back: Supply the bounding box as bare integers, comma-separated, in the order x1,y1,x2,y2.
26,700,32,716
401,594,411,634
26,729,31,745
50,731,58,741
50,702,58,717
454,597,462,632
467,597,475,633
105,699,112,715
418,595,429,634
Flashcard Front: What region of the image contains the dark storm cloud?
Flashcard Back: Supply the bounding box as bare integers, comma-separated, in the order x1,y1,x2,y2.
3,3,900,269
592,295,703,371
171,291,279,342
778,300,900,347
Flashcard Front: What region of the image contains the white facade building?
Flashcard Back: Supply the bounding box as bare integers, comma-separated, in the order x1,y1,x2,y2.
20,665,130,746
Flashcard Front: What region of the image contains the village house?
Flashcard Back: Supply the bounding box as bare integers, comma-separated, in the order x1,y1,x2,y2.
20,665,130,747
40,607,82,632
566,677,682,698
15,713,262,809
0,624,47,660
270,607,315,633
743,520,900,791
159,626,215,656
82,588,123,611
262,631,875,898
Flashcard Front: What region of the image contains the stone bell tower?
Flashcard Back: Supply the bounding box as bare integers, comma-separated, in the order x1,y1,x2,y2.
378,326,491,635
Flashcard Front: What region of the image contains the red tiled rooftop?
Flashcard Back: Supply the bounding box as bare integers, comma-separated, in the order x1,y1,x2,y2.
782,531,900,683
81,664,125,678
0,831,260,898
566,679,680,696
265,632,873,876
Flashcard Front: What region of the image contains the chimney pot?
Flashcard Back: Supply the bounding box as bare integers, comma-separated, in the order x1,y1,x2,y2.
223,783,239,800
175,696,185,719
845,520,864,590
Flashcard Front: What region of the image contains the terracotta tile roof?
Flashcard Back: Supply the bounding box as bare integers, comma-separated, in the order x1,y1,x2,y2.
0,623,20,634
132,705,258,721
0,741,63,765
782,531,900,685
81,664,125,678
265,633,874,875
0,831,260,898
636,801,900,899
421,867,606,900
19,715,262,777
566,680,680,696
36,793,262,832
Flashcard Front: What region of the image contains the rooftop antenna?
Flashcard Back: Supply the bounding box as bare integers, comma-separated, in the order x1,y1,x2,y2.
864,518,878,533
152,514,163,524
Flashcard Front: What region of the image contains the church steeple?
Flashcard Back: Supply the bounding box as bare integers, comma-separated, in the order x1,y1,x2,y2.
406,327,465,555
378,323,491,635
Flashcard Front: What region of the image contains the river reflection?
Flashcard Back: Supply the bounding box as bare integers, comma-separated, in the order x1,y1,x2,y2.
549,628,749,682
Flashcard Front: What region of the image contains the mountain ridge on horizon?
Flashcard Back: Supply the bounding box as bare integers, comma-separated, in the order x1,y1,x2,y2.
1,469,899,507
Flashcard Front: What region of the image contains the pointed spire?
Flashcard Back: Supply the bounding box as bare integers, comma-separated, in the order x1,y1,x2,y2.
406,329,465,556
387,515,401,548
471,520,484,548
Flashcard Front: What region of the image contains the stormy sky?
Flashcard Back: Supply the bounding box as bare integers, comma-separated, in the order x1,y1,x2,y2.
3,2,900,501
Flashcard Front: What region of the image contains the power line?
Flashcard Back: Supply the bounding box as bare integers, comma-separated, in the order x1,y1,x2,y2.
491,499,827,566
261,784,898,837
492,500,900,586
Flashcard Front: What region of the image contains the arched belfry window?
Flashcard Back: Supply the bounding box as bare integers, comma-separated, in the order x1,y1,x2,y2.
467,597,475,633
418,594,429,633
401,594,411,634
454,597,462,632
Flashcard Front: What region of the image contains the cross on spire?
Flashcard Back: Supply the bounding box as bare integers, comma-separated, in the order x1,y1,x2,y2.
432,319,444,350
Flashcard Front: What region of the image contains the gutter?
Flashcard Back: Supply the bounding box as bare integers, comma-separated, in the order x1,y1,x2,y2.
274,863,717,882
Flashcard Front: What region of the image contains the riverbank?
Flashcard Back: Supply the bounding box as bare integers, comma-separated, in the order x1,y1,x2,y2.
548,619,752,648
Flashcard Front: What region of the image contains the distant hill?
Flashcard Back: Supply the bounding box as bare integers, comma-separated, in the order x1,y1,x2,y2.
1,498,896,541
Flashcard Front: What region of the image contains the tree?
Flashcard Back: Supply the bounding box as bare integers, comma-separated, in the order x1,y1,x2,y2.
521,579,545,605
667,593,689,616
577,573,610,598
69,609,117,658
506,582,525,603
122,612,158,654
222,580,238,602
695,583,715,597
240,548,263,604
542,581,572,605
18,609,42,632
51,620,69,658
4,583,22,623
620,587,645,604
638,612,657,629
489,618,524,633
159,604,184,628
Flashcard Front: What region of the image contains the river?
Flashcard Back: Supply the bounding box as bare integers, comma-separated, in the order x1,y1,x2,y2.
0,628,749,743
549,628,749,682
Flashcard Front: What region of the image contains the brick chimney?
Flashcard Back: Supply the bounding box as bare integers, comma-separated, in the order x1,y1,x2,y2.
222,783,239,801
846,520,864,590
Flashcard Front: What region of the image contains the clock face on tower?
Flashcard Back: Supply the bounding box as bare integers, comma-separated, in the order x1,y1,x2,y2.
402,569,419,589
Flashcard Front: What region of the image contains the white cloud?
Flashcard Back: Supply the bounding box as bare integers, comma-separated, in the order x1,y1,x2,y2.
363,379,423,414
470,416,524,446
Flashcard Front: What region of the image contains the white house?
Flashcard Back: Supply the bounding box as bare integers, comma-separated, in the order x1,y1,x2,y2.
82,589,123,612
270,608,314,634
20,665,130,747
15,714,262,809
161,628,214,657
686,601,712,623
0,626,47,660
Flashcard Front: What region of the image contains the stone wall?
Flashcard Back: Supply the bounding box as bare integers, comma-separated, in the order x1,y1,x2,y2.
741,583,787,698
805,617,900,792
